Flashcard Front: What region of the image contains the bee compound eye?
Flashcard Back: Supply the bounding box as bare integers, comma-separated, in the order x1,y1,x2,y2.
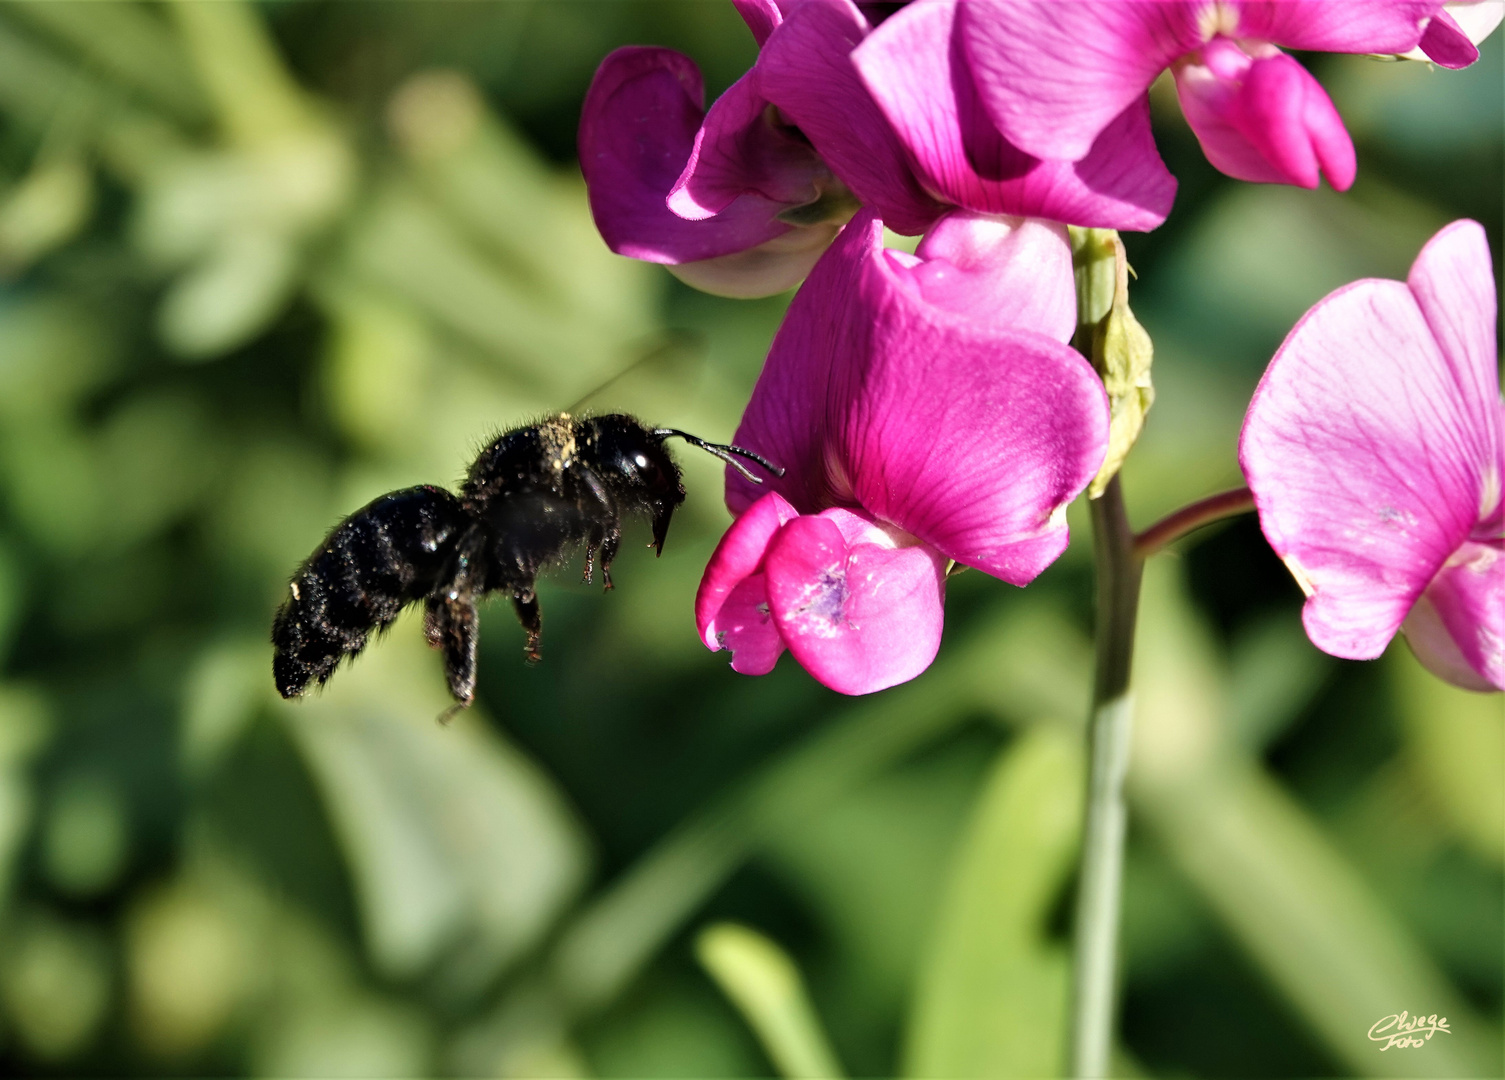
634,454,649,468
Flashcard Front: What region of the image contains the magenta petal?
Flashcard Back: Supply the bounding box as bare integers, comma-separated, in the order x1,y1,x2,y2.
716,573,788,675
764,511,946,695
1406,220,1503,456
668,68,827,221
908,213,1075,341
1404,541,1505,690
1176,45,1355,190
854,0,1175,230
731,211,1108,585
696,490,800,649
757,0,945,235
1419,8,1483,65
1240,251,1499,661
733,0,786,46
1235,1,1438,53
957,0,1204,162
579,48,793,265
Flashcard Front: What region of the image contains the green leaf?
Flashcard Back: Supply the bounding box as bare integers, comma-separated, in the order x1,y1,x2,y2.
695,921,845,1079
904,726,1083,1078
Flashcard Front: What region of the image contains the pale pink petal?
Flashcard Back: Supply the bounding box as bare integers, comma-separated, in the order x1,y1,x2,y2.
1418,7,1483,65
763,510,947,695
579,48,792,265
731,211,1108,585
1234,1,1438,52
1405,220,1503,477
1404,541,1505,690
854,0,1176,230
668,69,827,221
715,573,788,675
666,224,842,299
757,0,945,235
957,0,1204,162
907,213,1075,341
1240,275,1491,660
696,490,800,649
1175,43,1355,190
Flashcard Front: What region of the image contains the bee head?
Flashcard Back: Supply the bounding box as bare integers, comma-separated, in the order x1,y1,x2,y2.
579,415,687,554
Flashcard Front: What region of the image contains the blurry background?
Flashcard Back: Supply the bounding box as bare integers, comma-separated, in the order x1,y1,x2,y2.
0,2,1497,1077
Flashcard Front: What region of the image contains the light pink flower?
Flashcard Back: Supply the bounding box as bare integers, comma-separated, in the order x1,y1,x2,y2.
696,208,1108,694
1240,220,1504,692
951,0,1472,192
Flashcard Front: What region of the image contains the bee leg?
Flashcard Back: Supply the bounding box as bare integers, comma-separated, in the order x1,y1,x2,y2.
599,529,620,591
424,595,478,706
581,544,595,585
512,587,543,663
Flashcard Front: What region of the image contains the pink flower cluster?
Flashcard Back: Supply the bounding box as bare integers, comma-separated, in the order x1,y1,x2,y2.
579,0,1500,694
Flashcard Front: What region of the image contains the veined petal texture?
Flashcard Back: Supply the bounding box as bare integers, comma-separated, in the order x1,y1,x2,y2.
855,0,1175,230
730,210,1108,586
1240,221,1502,674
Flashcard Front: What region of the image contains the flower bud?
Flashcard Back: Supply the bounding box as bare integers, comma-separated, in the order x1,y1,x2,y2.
1173,38,1355,191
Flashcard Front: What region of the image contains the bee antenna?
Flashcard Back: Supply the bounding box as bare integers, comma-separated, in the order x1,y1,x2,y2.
653,429,786,484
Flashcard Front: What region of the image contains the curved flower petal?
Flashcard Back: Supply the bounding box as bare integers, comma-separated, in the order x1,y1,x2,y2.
665,224,842,298
1174,43,1355,190
1234,0,1439,52
1406,220,1503,467
855,0,1176,231
714,573,787,675
907,213,1075,340
1417,7,1484,65
667,68,827,220
580,48,834,297
733,0,788,46
757,0,945,235
696,489,800,649
763,510,946,695
957,0,1204,162
1240,226,1500,660
1404,541,1505,690
580,48,788,264
731,210,1108,586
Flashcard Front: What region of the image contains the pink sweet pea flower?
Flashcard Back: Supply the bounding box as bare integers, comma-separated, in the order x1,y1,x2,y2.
852,0,1177,230
696,209,1108,694
686,0,1177,234
580,0,1183,299
579,46,844,298
951,0,1473,193
1240,220,1504,692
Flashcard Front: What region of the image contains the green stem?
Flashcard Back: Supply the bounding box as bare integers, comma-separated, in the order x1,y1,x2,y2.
1068,474,1143,1078
1133,486,1255,559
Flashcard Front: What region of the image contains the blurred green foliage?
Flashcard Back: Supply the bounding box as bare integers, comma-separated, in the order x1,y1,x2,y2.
0,3,1497,1077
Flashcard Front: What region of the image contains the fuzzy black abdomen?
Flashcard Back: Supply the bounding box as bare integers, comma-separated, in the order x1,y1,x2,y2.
272,485,471,698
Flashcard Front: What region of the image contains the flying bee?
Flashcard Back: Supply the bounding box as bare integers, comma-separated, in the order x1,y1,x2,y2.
271,413,780,707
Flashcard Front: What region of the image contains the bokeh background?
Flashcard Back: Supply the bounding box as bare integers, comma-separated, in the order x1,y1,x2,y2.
0,3,1498,1077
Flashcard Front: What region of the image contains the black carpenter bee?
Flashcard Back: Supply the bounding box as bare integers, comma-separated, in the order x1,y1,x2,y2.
271,413,780,707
